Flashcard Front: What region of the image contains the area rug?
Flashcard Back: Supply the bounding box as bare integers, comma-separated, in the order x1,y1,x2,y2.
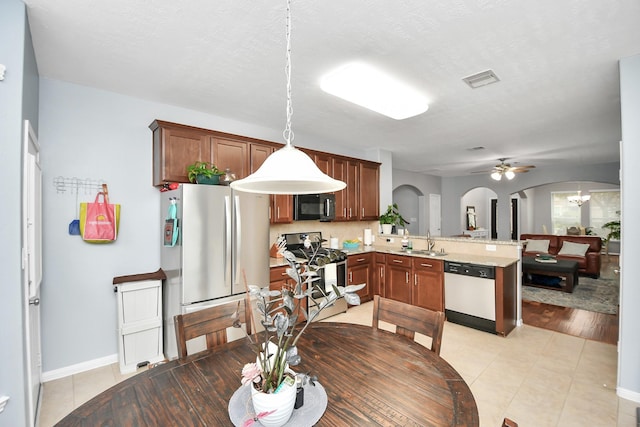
522,276,619,315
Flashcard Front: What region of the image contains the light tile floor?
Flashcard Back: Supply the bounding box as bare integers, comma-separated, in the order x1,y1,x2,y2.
38,301,638,427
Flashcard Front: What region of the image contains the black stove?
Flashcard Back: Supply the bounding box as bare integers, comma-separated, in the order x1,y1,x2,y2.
283,232,347,265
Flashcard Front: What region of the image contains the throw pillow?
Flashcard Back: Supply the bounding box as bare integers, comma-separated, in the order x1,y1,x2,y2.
525,239,550,253
558,241,590,256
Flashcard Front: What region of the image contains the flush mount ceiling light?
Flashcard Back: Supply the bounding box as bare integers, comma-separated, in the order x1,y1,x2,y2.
231,0,345,195
320,62,429,120
568,191,591,207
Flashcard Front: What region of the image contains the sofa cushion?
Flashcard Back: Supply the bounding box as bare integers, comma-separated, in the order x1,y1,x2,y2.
525,239,550,253
558,241,590,257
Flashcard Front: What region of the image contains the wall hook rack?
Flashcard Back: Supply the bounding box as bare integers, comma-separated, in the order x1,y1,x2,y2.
52,176,106,194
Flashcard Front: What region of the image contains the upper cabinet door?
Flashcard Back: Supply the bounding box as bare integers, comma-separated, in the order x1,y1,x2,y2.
213,138,249,179
151,120,212,185
346,160,359,221
332,157,348,221
314,152,332,176
250,144,273,173
359,161,380,220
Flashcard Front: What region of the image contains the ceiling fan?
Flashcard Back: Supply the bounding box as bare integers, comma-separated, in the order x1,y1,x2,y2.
472,158,536,181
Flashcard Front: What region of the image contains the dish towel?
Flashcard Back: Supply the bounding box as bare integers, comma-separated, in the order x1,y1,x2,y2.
324,263,337,293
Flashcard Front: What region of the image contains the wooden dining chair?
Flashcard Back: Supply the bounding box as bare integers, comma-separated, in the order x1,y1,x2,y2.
174,298,252,359
372,295,445,355
502,418,518,427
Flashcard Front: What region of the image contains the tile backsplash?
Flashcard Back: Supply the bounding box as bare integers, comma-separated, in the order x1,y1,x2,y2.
270,220,380,248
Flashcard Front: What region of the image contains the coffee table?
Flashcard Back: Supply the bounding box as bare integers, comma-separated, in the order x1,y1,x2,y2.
522,256,579,293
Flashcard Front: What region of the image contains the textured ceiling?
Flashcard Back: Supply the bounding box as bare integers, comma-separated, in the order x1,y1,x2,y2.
23,0,640,177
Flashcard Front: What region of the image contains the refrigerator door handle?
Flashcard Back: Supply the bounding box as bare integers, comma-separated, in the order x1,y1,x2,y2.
224,195,232,286
234,195,241,284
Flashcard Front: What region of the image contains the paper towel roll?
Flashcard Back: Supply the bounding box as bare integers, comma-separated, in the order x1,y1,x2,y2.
364,228,372,245
330,237,339,249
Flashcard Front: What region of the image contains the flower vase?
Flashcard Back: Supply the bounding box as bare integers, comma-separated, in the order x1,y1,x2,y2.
250,381,296,427
381,223,393,235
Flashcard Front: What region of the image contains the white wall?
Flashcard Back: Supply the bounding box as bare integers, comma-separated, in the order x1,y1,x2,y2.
618,54,640,401
38,78,375,373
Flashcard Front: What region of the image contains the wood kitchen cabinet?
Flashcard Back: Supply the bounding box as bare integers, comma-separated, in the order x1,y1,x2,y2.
331,157,349,221
250,144,293,224
359,161,379,220
150,120,379,220
374,253,386,297
412,258,444,312
345,161,359,221
213,138,249,179
150,120,212,185
270,265,306,314
495,263,517,336
347,253,374,303
385,254,413,304
331,157,379,221
314,152,332,176
384,254,444,311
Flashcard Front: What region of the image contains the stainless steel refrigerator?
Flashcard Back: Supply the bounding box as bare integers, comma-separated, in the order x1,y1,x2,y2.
160,184,269,359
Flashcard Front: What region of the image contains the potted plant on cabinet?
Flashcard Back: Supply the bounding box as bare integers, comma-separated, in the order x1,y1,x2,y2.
186,161,224,185
379,203,410,235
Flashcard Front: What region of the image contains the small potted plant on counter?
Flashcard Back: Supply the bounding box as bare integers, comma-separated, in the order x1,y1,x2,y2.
379,203,410,235
187,161,224,185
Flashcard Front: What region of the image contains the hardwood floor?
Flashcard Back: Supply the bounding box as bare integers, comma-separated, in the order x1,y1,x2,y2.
522,255,619,345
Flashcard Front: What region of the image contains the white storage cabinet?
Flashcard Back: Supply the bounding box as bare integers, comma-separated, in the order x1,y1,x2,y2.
114,272,165,374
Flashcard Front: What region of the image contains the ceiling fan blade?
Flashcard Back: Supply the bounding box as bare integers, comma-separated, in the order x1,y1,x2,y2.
510,166,536,172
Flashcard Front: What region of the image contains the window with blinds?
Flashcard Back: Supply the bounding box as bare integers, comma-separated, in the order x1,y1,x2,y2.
551,191,581,235
589,190,620,239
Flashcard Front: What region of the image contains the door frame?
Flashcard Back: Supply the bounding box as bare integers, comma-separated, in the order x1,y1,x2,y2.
23,120,42,426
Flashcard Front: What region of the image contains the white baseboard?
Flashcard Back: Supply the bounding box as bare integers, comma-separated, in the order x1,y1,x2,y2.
41,354,118,382
617,386,640,403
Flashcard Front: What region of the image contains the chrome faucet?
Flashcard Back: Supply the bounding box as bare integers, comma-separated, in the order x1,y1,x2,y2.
427,232,435,252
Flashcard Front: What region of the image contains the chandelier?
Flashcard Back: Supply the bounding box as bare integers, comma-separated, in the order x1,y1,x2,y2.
231,1,346,195
567,191,590,207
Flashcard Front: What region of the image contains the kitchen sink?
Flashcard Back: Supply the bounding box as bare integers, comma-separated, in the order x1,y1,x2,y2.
406,250,447,256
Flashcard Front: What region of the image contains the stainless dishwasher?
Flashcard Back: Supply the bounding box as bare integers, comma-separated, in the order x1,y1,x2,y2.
444,261,497,334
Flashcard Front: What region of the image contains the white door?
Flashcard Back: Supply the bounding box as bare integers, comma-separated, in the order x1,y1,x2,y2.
429,194,441,236
23,120,42,426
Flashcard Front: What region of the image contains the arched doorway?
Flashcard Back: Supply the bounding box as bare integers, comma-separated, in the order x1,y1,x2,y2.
393,184,423,236
460,187,496,237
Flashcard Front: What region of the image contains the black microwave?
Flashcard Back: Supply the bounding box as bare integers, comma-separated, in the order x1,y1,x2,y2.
293,194,336,221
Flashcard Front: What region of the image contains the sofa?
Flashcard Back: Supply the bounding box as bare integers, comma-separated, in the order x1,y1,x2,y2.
520,234,602,278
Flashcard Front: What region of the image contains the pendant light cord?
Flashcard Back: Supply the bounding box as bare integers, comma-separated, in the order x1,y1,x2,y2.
283,0,294,148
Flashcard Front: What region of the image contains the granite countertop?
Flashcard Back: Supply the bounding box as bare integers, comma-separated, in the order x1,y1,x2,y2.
271,245,519,268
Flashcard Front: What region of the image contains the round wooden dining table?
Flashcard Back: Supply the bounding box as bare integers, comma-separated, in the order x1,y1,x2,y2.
56,322,478,426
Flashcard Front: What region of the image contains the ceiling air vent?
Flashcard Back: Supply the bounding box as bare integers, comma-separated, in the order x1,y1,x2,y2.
462,70,500,89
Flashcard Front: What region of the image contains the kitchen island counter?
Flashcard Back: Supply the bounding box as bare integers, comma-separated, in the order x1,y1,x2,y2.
342,246,519,268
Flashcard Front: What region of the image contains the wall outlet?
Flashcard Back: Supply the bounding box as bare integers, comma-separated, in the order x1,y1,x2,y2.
386,238,395,243
485,244,497,252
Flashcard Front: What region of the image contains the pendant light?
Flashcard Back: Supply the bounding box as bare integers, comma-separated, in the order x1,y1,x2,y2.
231,0,346,195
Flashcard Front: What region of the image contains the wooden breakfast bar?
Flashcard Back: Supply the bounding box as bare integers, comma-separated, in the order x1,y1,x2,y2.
55,323,478,426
